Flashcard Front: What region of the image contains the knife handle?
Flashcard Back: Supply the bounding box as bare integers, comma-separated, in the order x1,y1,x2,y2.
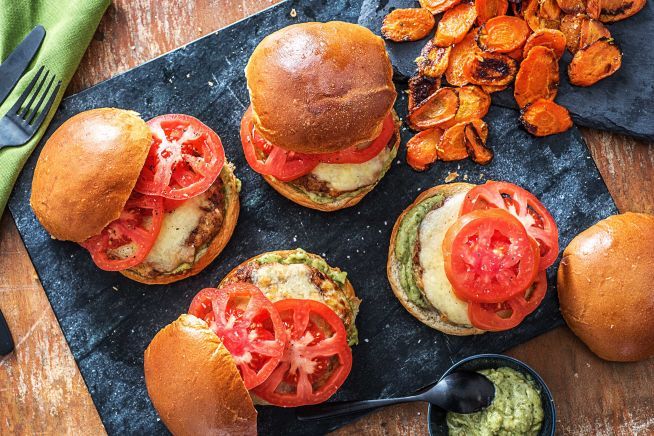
0,308,14,356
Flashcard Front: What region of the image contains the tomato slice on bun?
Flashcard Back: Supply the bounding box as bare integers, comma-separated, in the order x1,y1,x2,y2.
252,299,353,407
188,283,287,390
135,114,225,200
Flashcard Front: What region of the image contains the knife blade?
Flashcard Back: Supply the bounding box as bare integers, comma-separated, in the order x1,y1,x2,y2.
0,25,46,106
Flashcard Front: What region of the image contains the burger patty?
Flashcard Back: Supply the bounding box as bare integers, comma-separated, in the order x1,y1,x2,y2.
126,179,226,278
290,131,399,198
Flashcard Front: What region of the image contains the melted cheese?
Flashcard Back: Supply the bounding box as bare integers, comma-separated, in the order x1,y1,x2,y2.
418,190,471,325
251,263,322,301
310,147,391,191
144,194,206,272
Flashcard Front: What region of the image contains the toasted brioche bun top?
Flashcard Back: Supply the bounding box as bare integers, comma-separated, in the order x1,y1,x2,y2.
558,212,654,362
30,108,151,242
144,314,257,436
245,21,396,154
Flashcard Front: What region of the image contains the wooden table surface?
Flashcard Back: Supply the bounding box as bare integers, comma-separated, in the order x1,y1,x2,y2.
1,1,653,435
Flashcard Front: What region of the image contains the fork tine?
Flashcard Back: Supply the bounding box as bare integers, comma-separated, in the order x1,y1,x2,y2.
30,80,60,130
19,70,50,119
9,66,44,114
26,74,56,124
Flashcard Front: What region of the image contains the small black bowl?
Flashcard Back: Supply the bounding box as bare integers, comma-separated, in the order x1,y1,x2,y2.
428,354,556,436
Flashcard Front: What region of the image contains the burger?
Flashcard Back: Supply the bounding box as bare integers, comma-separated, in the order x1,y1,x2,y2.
30,108,240,285
144,249,359,434
387,181,559,334
240,21,400,211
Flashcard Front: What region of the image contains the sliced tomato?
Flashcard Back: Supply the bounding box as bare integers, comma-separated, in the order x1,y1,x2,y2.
468,270,548,331
240,106,319,182
252,299,352,407
460,181,559,270
313,114,395,164
188,283,287,390
80,193,163,271
443,208,540,304
135,114,225,200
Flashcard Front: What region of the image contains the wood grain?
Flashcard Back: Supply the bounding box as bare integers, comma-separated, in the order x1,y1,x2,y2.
1,1,653,435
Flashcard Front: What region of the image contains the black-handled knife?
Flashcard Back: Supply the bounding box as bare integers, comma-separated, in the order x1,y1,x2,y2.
0,25,46,106
0,309,14,356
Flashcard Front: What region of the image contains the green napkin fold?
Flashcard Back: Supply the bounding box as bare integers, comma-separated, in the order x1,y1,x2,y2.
0,0,110,216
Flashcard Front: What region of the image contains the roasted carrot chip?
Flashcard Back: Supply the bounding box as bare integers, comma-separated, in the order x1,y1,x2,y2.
408,87,460,130
464,120,493,165
555,0,586,13
482,83,509,93
506,47,525,62
438,123,470,161
417,41,453,78
523,29,567,58
440,85,491,128
597,0,646,22
524,0,562,31
560,13,583,53
579,17,611,49
406,128,445,171
568,38,621,86
475,0,509,25
514,46,559,107
382,8,436,42
445,32,481,86
465,52,518,86
408,75,442,112
434,3,478,46
520,99,573,136
420,0,464,14
586,0,602,18
477,16,531,53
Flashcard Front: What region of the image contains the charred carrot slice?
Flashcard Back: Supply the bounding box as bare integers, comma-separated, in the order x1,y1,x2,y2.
514,46,559,108
406,127,445,171
482,83,509,93
560,13,583,53
434,3,478,46
445,32,481,86
465,52,518,86
440,85,491,128
586,0,602,19
417,41,453,78
506,47,525,62
464,120,493,165
555,0,587,13
408,87,460,130
524,0,561,31
438,123,471,161
578,17,611,50
382,8,436,42
475,0,509,25
568,38,621,86
420,0,464,14
523,29,567,58
520,99,573,136
477,16,531,53
597,0,646,22
408,75,442,112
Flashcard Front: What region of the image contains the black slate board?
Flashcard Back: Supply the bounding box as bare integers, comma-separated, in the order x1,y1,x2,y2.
359,0,654,140
8,0,617,435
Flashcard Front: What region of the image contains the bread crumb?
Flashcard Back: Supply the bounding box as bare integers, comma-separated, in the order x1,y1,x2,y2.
445,172,459,183
290,8,297,17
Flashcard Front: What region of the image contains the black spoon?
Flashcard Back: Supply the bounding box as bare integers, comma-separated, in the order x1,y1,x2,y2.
296,371,495,421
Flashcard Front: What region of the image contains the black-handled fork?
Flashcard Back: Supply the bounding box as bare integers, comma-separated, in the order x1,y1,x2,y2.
0,65,61,149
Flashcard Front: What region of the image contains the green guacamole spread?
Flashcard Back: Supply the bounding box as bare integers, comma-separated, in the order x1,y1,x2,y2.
447,367,544,436
394,194,444,309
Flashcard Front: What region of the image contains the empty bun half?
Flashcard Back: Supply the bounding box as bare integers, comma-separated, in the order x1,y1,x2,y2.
245,21,396,154
30,108,152,242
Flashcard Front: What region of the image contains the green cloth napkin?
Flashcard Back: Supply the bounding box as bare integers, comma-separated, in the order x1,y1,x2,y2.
0,0,110,216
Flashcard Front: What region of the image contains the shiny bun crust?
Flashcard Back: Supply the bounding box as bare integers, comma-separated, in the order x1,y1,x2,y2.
144,314,257,436
245,21,396,154
30,108,152,242
120,164,241,285
387,183,485,336
558,212,654,362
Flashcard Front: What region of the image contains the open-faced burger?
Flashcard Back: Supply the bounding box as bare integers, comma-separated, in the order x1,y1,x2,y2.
30,108,240,284
241,21,400,211
387,181,558,334
144,249,359,435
